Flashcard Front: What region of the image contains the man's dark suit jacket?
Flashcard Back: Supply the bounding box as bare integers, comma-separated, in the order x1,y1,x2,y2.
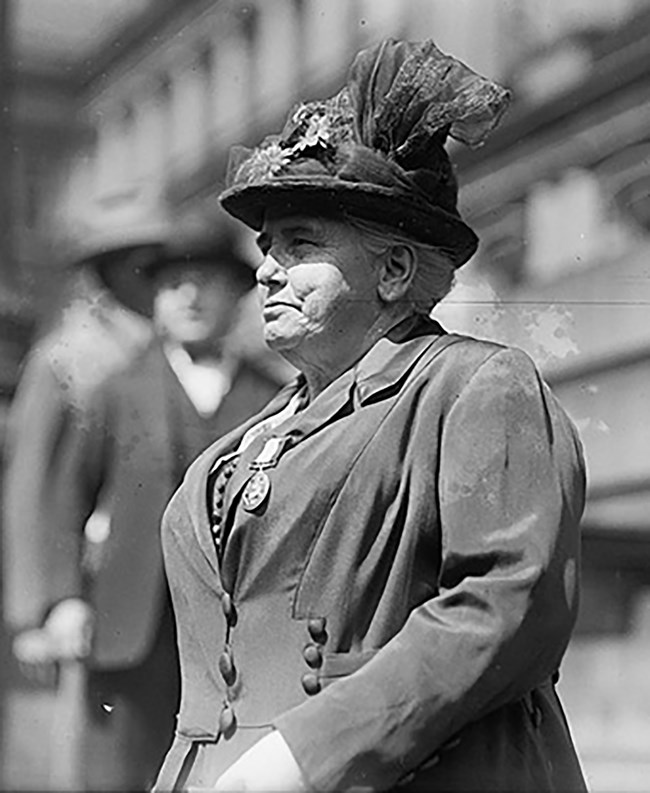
3,341,280,668
156,320,587,792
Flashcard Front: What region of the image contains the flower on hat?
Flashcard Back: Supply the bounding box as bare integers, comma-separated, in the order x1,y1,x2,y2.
292,113,332,153
235,139,293,185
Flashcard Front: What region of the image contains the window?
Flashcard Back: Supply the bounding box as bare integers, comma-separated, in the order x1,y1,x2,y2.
526,168,606,282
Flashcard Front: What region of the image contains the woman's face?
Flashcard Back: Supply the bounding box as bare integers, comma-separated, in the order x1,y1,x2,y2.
256,212,381,369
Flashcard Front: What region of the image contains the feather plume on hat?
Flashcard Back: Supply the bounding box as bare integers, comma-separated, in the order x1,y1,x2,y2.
221,39,510,268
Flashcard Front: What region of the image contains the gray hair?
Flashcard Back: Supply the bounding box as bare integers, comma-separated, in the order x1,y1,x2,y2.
344,215,456,314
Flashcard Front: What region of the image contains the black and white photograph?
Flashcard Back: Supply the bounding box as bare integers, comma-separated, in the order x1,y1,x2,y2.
1,1,649,791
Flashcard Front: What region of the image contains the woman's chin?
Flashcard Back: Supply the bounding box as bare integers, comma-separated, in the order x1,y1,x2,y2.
263,320,302,351
264,331,298,353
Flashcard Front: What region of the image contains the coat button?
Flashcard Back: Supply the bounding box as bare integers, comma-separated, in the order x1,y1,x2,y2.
307,617,327,642
218,648,236,686
303,644,322,668
301,672,321,696
221,593,237,626
219,704,236,736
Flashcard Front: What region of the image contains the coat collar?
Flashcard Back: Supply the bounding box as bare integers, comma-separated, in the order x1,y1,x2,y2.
189,316,448,580
353,315,446,405
278,315,447,430
185,378,303,579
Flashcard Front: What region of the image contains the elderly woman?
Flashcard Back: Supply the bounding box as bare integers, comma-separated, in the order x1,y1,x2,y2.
154,40,587,792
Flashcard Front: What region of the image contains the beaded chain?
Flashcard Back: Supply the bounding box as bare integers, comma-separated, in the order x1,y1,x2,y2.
207,386,310,562
209,457,239,561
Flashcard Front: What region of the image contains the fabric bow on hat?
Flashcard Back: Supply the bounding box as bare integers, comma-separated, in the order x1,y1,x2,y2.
350,38,510,163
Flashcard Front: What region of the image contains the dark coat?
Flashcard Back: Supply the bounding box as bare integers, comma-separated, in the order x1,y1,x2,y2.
3,341,280,668
156,321,587,792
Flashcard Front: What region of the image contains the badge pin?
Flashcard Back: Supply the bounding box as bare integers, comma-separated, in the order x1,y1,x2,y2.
241,470,271,512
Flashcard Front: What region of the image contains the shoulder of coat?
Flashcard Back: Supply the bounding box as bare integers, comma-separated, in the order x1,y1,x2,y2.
420,334,543,407
441,333,540,374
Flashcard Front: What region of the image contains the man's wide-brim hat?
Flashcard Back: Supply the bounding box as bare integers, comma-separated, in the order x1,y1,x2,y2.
143,229,257,294
221,39,510,268
66,189,255,315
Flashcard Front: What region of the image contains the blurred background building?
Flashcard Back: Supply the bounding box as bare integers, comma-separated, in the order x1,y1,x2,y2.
1,0,649,789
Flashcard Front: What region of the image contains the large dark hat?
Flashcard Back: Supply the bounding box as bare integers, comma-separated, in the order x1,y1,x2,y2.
220,39,510,268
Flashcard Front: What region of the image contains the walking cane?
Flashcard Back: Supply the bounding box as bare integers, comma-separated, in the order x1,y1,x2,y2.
13,628,88,791
49,659,87,791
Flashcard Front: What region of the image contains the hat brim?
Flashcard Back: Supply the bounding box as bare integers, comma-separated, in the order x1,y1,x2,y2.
220,179,478,268
89,242,257,317
143,255,257,294
89,243,166,317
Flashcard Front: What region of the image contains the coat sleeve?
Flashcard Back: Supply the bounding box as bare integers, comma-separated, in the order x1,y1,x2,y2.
2,351,109,629
273,347,586,791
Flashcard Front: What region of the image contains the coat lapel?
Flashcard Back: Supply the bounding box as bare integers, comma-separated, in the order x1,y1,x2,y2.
190,378,303,576
198,317,459,586
353,316,448,404
224,366,357,512
131,343,175,489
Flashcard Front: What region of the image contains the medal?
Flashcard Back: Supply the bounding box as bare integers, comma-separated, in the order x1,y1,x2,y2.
240,434,294,513
241,470,271,512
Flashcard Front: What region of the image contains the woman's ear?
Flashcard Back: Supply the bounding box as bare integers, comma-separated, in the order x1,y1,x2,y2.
377,244,416,303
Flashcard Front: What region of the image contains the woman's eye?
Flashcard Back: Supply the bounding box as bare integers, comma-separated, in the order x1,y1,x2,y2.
289,238,319,258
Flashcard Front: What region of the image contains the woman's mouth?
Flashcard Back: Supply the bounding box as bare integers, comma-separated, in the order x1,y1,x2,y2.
263,301,299,313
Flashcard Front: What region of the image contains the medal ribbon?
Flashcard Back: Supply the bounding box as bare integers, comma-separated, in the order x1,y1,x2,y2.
248,435,291,471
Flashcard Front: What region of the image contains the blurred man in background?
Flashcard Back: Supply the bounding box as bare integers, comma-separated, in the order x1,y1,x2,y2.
2,195,281,791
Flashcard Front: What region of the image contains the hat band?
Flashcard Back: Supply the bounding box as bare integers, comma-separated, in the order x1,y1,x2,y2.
233,140,458,220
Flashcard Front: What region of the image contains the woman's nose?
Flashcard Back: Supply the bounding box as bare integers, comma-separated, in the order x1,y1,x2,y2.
256,254,288,288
